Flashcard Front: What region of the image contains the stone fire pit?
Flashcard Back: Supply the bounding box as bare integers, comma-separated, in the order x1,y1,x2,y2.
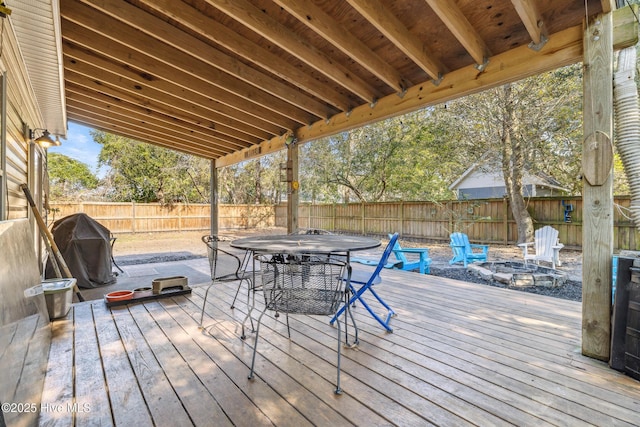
467,261,566,288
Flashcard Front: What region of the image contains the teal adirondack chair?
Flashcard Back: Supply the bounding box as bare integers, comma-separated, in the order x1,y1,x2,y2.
388,234,431,274
449,232,489,267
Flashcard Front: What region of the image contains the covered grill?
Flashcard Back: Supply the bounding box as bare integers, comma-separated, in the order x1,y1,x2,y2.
46,213,117,289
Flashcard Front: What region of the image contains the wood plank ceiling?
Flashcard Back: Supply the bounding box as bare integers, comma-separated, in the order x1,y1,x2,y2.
60,0,607,166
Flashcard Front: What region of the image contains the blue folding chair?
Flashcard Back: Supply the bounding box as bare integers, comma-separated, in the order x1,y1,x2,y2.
330,233,399,333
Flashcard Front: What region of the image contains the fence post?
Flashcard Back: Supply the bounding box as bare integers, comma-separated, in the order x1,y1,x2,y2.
503,197,509,244
178,203,182,232
361,202,365,235
132,201,136,233
332,203,336,232
400,201,404,237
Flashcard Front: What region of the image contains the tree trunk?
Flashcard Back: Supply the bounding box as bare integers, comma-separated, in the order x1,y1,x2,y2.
500,84,534,243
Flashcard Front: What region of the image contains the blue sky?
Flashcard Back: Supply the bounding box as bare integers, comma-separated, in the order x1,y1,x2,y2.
48,122,104,177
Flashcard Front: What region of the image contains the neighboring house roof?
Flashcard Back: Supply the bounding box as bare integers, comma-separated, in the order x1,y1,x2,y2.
449,156,568,193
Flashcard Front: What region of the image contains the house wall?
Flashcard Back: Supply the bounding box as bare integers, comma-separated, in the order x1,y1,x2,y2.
454,168,562,200
0,16,51,427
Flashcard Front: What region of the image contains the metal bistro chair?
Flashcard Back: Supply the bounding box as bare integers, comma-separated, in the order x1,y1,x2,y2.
247,253,351,394
200,235,253,328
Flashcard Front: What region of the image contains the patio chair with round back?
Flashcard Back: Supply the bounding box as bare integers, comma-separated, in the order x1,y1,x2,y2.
200,235,253,329
246,252,351,394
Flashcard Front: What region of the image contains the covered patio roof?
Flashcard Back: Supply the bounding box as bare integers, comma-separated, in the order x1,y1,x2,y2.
12,0,629,167
7,1,639,362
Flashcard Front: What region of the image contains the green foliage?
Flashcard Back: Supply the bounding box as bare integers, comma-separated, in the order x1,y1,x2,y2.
299,110,462,203
219,152,286,204
94,131,210,204
48,153,98,200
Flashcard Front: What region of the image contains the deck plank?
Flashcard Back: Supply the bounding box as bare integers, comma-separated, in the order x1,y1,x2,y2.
40,316,74,427
41,268,640,426
92,304,154,426
111,304,194,426
73,303,112,426
185,291,429,426
153,296,328,427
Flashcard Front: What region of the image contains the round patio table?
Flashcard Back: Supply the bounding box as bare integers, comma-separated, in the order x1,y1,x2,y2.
230,234,380,255
232,233,378,349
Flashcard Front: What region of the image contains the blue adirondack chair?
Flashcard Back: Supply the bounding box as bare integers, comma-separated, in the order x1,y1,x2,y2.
388,234,431,274
449,232,489,267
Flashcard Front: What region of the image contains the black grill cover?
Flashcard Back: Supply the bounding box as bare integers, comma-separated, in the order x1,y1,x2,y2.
46,213,117,288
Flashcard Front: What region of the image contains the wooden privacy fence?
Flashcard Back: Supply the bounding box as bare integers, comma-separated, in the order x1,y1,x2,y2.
51,196,640,250
48,202,276,234
293,196,639,251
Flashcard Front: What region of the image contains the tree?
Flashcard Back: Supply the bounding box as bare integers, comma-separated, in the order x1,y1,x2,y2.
218,152,286,205
299,109,463,203
47,153,98,200
435,65,583,242
94,131,210,204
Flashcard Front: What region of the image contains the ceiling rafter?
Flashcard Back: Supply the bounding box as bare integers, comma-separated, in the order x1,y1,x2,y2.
510,0,547,47
424,0,492,67
67,103,229,156
347,0,447,82
76,0,332,121
63,70,257,155
62,34,272,142
63,58,254,150
203,0,382,104
66,0,313,128
137,0,349,113
45,0,610,161
273,0,410,93
66,91,234,151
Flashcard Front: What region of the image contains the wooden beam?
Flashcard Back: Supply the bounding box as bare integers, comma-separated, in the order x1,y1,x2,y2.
61,25,289,136
137,0,349,112
218,7,637,168
204,0,381,104
63,62,254,150
274,0,409,93
613,4,639,50
347,0,446,82
66,0,314,127
65,87,237,147
66,106,227,157
582,12,614,361
62,38,270,142
424,0,491,66
77,0,332,121
510,0,547,47
602,0,616,13
217,23,585,167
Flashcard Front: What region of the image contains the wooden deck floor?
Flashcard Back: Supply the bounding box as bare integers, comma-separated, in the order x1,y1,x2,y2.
40,268,640,426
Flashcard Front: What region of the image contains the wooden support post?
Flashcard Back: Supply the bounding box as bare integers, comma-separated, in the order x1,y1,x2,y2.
582,12,614,361
286,143,299,233
210,159,218,236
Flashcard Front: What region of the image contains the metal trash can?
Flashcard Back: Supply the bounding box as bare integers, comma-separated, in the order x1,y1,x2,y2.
42,278,77,320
